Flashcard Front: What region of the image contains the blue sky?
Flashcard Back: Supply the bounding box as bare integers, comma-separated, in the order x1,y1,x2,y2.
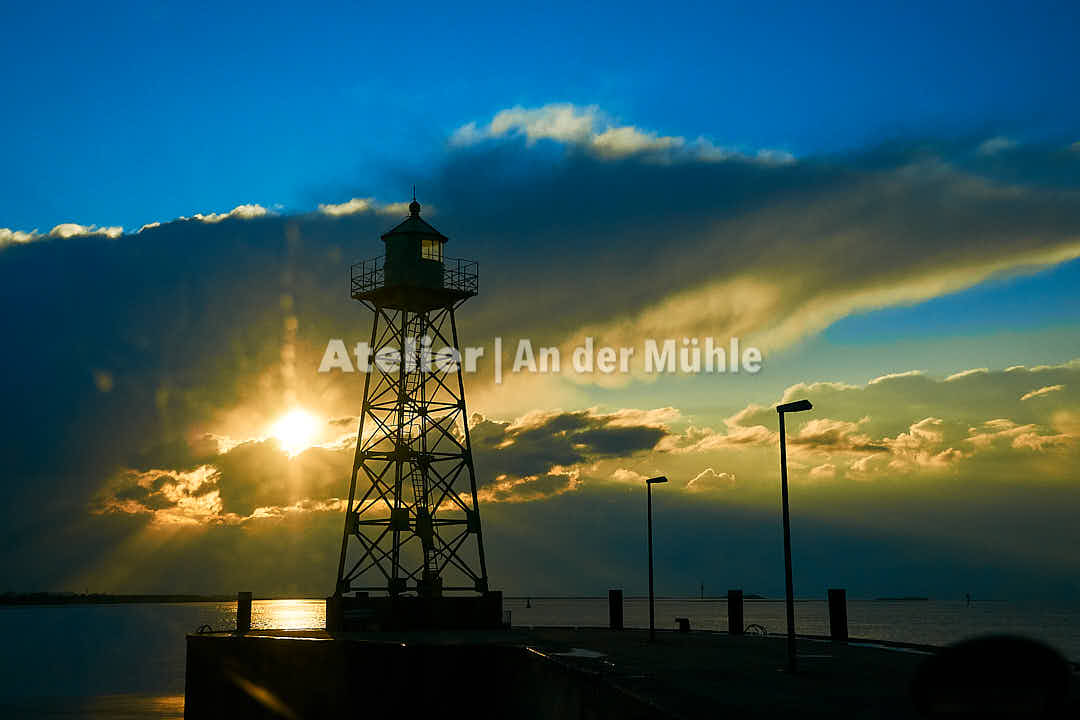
4,1,1078,232
2,1,1080,600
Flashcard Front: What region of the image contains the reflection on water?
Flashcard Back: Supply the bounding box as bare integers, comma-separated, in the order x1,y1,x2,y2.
251,599,325,630
0,598,324,719
85,694,185,719
0,693,184,719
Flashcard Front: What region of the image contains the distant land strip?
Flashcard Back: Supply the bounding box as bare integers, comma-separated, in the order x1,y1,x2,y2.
2,592,934,605
0,592,304,605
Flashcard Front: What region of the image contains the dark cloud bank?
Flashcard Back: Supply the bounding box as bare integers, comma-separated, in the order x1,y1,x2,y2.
1,135,1079,597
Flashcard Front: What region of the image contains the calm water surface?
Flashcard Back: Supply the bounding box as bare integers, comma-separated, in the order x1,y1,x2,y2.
0,598,1074,718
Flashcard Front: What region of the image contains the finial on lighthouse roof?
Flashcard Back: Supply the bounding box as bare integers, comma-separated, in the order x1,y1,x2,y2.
409,185,421,217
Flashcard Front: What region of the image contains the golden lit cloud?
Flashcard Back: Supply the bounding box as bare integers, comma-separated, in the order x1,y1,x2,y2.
1021,384,1065,401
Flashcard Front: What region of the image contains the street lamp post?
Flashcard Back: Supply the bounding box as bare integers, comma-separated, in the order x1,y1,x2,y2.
646,475,668,642
777,399,812,673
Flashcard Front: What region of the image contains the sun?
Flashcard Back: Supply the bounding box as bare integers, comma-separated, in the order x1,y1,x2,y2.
270,408,319,456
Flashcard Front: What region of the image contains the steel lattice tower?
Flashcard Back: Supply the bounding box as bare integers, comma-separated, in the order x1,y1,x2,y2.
334,197,489,602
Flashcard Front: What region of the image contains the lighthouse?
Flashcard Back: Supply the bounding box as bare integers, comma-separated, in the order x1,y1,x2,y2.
329,195,499,629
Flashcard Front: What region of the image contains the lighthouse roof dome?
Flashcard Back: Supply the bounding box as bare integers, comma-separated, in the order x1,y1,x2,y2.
380,197,448,242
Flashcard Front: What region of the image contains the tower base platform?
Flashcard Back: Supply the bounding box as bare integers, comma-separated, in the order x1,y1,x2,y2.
325,591,504,631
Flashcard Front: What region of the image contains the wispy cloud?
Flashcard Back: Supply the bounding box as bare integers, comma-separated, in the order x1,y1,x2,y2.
317,197,374,216
976,136,1017,156
686,467,736,491
4,204,272,247
1021,384,1065,401
1,222,123,247
451,103,794,164
945,367,989,382
190,203,269,223
317,197,414,217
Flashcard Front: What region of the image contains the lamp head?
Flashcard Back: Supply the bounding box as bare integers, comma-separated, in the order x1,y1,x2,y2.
777,399,813,414
646,476,669,485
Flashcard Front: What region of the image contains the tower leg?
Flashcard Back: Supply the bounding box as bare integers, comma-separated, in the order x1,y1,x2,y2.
451,306,489,589
335,306,380,595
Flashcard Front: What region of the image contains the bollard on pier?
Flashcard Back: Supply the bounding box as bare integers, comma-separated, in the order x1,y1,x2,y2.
828,588,848,642
608,589,624,630
727,589,744,635
236,591,252,633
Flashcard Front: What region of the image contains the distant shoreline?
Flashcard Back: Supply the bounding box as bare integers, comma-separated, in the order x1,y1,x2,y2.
0,593,314,606
2,592,936,606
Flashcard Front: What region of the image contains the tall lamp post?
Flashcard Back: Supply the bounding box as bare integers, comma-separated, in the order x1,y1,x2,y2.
777,399,813,673
646,475,668,641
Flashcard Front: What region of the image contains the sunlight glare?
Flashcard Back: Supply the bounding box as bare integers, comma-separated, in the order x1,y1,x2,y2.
270,408,318,456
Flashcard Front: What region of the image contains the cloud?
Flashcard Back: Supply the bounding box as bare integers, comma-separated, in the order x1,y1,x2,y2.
318,197,374,216
210,440,349,517
964,418,1074,453
883,418,967,471
869,370,924,385
440,141,1080,386
470,408,673,500
4,111,1080,595
808,463,837,480
3,204,269,250
0,228,42,246
1020,384,1064,401
96,466,223,525
686,467,736,491
977,136,1017,156
97,435,353,524
658,423,775,453
1,223,124,247
945,367,989,382
451,103,793,164
707,362,1080,483
789,417,888,454
317,197,417,217
93,405,675,521
479,470,579,503
610,468,647,484
641,361,1080,492
190,203,269,223
49,223,124,238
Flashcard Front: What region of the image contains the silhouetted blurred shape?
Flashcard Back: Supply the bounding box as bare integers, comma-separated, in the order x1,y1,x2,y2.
608,589,623,630
828,588,848,642
910,635,1071,717
727,589,744,635
236,591,251,633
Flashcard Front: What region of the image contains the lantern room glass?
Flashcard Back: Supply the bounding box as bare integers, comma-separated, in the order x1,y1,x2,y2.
422,238,442,262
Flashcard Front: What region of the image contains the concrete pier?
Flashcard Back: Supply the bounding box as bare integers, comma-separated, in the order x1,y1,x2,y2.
185,626,1080,718
185,628,662,719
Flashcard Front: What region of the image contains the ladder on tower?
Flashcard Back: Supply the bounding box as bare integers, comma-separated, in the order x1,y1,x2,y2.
399,315,440,585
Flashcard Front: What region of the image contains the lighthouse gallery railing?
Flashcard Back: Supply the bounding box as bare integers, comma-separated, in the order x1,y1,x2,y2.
349,255,478,297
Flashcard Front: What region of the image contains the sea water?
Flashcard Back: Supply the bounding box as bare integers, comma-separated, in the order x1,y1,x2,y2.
0,598,1075,718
